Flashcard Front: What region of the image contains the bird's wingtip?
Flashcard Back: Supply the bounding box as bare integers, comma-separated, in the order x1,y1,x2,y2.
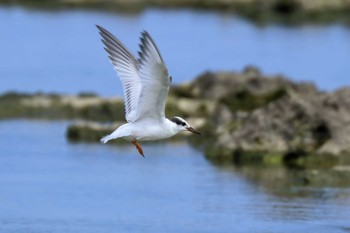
141,30,150,38
96,25,106,33
100,135,110,144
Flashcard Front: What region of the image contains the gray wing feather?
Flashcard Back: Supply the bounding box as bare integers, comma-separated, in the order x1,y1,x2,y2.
133,31,171,121
96,25,141,122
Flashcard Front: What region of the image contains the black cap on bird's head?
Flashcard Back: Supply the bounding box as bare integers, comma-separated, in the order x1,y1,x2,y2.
170,116,202,135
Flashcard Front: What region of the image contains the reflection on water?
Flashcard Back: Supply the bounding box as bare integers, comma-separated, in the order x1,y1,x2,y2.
229,165,350,194
0,120,350,233
215,164,350,232
1,6,350,96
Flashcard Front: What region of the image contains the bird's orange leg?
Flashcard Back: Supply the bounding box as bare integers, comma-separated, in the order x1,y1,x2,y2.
131,140,144,157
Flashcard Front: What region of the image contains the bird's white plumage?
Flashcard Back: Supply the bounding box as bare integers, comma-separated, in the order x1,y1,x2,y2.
97,26,201,155
97,26,170,123
136,31,171,121
97,26,141,122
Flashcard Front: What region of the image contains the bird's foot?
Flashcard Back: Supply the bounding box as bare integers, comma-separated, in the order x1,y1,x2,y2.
131,141,145,157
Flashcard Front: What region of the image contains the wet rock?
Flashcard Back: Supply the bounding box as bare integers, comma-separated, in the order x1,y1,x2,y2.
2,66,350,167
186,67,350,164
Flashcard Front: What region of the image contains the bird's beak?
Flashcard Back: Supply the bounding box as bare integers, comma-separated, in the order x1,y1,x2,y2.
187,127,202,135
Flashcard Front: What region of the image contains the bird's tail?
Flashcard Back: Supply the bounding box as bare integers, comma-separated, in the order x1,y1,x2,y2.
100,125,125,144
100,134,114,144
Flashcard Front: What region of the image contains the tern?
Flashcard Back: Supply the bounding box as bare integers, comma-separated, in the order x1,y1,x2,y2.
96,25,201,157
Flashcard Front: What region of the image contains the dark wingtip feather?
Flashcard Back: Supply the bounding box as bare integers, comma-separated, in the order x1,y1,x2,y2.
96,25,106,34
141,30,147,35
138,29,164,64
141,30,150,38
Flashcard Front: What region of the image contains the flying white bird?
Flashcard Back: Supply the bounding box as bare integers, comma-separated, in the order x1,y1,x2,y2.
96,25,201,157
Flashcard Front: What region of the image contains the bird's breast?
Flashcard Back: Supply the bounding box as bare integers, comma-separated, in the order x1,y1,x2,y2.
131,121,176,141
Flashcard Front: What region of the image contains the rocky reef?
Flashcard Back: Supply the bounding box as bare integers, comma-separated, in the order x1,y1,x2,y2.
183,67,350,164
0,92,125,121
1,67,350,169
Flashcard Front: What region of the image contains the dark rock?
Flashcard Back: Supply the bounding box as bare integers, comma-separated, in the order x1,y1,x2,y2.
2,66,350,168
187,67,350,164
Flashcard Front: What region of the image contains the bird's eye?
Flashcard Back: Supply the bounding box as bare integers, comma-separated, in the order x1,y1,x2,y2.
182,122,186,126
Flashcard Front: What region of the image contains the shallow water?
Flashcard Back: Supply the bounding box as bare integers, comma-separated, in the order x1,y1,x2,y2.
1,6,350,232
1,6,350,96
0,120,350,233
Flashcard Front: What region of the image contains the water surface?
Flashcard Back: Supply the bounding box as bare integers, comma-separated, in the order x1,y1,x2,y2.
1,6,350,232
0,120,350,233
1,6,350,96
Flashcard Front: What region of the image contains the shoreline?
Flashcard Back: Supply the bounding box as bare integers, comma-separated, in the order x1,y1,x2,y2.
2,0,350,25
1,66,350,170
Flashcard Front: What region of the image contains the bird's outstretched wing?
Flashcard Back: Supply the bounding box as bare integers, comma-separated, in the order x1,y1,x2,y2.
97,26,171,122
96,25,141,122
134,31,171,121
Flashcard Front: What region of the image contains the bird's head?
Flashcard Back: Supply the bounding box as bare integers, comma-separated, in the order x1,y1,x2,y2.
170,116,202,135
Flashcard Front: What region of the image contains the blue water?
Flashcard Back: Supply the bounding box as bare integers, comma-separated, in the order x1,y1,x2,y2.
1,6,350,232
0,120,350,233
1,6,350,96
